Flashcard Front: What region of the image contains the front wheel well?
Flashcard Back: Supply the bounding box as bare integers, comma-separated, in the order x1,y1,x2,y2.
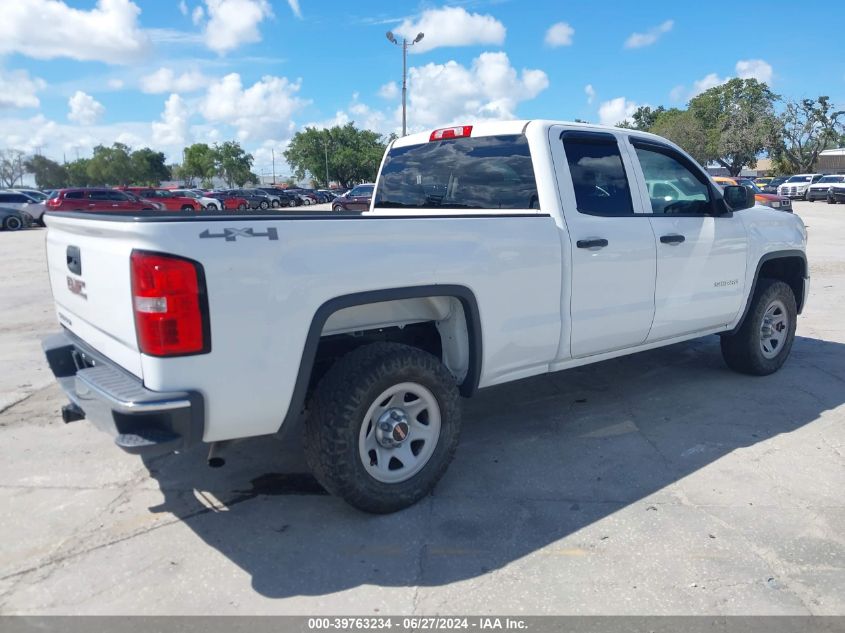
758,255,806,313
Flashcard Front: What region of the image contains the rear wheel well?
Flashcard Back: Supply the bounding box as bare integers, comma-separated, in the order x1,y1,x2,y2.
759,255,806,313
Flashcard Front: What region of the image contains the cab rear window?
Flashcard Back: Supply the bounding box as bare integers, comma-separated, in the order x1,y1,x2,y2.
374,135,539,210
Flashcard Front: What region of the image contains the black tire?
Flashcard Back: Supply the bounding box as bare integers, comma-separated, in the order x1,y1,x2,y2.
271,200,280,208
181,205,194,211
3,215,23,231
828,195,836,205
288,200,296,207
206,203,219,211
259,200,269,210
332,204,343,212
304,342,461,514
720,278,797,376
238,203,247,211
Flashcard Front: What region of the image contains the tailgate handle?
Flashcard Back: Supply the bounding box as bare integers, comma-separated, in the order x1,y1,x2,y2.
66,246,82,275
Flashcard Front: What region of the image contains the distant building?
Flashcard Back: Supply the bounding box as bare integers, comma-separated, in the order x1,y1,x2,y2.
816,148,845,174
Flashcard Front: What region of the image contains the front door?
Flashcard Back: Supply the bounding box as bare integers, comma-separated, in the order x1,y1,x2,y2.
551,128,657,358
626,140,748,341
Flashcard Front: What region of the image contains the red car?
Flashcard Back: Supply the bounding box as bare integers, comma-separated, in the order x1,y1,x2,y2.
45,188,159,213
205,191,250,211
120,187,201,211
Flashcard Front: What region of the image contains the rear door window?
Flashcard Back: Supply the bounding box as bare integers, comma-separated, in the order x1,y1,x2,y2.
374,134,539,210
562,133,634,216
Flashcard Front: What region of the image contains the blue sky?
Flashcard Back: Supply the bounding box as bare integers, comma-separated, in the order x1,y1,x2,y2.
1,0,842,176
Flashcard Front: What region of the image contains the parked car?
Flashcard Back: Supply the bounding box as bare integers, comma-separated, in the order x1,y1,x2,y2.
753,177,773,189
825,179,845,204
761,176,788,194
713,177,792,212
806,175,845,202
254,188,291,208
0,190,47,225
169,189,223,210
332,183,374,211
0,206,33,231
205,191,249,211
40,120,808,514
11,188,49,201
778,174,826,200
45,188,158,213
120,188,201,212
221,189,272,210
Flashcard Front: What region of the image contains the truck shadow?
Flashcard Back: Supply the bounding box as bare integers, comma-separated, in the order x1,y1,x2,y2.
141,334,844,599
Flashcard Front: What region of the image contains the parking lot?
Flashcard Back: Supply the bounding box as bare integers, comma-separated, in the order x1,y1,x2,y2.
0,201,843,615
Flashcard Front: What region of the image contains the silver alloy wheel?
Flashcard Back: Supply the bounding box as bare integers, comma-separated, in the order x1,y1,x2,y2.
358,382,441,484
760,298,788,359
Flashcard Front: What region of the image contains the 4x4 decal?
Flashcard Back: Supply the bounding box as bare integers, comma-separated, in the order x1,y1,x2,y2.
199,227,279,242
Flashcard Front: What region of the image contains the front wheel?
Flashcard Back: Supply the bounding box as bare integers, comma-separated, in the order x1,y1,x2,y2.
259,200,269,210
332,204,343,212
305,342,461,514
720,278,797,376
3,215,23,231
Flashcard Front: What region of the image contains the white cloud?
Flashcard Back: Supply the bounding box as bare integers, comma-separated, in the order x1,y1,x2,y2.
140,67,208,94
585,84,596,105
675,59,775,101
545,22,574,47
394,7,505,54
0,69,46,109
68,91,105,126
287,0,301,18
203,0,273,54
378,81,399,99
107,78,125,90
406,52,548,129
598,97,639,126
624,19,674,49
152,94,189,148
692,72,724,96
179,0,188,15
736,59,773,84
192,5,205,25
199,72,308,140
0,0,149,64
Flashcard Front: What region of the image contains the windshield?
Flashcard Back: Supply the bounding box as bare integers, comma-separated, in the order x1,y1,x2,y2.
375,134,538,210
786,175,812,183
818,175,844,183
738,179,762,193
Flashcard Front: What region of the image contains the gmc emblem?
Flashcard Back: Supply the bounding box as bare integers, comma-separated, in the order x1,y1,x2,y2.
67,276,87,300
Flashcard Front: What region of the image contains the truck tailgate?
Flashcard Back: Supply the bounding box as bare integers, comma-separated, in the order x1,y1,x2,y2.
45,214,143,377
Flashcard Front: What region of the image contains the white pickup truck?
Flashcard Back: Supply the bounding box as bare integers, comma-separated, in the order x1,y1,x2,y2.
42,121,809,513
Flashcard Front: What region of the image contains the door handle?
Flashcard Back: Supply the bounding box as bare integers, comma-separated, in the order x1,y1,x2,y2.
660,234,685,244
576,238,609,249
88,203,96,207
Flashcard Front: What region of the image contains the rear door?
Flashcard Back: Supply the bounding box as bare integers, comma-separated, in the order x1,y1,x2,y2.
551,128,657,358
626,139,747,340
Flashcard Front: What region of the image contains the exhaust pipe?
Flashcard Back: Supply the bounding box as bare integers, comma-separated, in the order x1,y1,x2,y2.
61,403,85,423
207,442,227,468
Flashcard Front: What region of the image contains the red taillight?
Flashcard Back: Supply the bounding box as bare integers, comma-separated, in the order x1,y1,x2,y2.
429,125,473,141
130,251,209,357
47,197,60,208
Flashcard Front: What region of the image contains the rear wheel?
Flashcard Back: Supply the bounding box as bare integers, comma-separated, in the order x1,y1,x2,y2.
206,203,219,211
181,205,194,211
720,278,797,376
305,342,461,514
271,200,280,208
3,215,23,231
259,200,269,210
238,203,247,211
332,204,343,212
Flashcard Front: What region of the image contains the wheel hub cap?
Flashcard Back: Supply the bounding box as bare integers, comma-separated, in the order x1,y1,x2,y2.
376,408,411,448
759,299,788,359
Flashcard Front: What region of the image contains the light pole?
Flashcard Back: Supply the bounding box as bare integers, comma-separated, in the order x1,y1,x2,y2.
386,30,424,136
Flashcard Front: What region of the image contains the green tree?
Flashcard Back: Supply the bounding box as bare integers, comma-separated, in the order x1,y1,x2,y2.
649,108,711,166
24,155,68,188
0,149,26,187
616,106,666,131
182,143,217,187
687,78,780,175
130,147,170,185
87,143,133,185
775,96,845,173
213,141,254,187
285,123,390,189
65,159,92,187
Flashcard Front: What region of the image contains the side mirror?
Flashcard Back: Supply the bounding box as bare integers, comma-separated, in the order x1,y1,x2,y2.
722,185,755,211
